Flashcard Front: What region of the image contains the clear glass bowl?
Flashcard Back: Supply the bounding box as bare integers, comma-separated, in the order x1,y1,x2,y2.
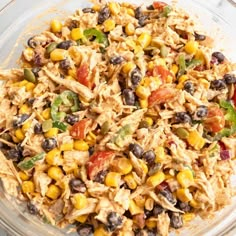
0,0,235,235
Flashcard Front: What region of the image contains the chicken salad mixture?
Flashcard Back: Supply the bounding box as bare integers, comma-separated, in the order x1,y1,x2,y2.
0,1,235,235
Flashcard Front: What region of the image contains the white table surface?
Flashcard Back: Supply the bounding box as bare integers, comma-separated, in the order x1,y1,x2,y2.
0,0,235,236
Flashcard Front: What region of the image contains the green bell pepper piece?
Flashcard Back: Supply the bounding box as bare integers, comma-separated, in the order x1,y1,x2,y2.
186,59,202,70
113,124,133,147
18,152,45,171
52,121,67,132
177,54,186,77
160,5,172,17
83,28,109,47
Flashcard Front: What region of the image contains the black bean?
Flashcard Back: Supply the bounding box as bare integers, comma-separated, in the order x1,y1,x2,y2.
33,53,43,67
175,112,192,124
65,114,79,125
57,40,74,50
69,178,86,193
142,150,155,165
82,8,95,13
26,98,36,106
144,209,153,219
110,56,124,65
153,205,164,216
183,81,195,95
98,7,110,24
107,212,122,232
27,202,38,215
210,79,227,90
212,52,225,64
177,201,191,212
135,7,143,19
77,224,94,236
59,59,71,70
34,123,43,134
146,5,155,10
129,143,144,158
13,114,30,128
170,212,183,229
131,68,142,87
27,36,38,48
7,146,22,162
223,73,236,84
194,32,206,41
148,163,161,176
31,67,41,78
123,89,135,106
138,15,148,27
159,189,176,204
88,146,94,156
196,105,208,119
41,138,57,152
94,170,108,184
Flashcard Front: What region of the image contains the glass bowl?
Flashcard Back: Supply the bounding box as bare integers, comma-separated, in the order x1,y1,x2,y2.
0,0,235,235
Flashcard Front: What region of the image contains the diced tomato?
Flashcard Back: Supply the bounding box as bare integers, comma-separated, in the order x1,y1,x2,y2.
156,181,169,192
87,151,115,180
148,87,175,107
232,86,236,107
153,1,168,10
152,65,173,83
70,119,91,140
76,63,91,88
204,106,225,133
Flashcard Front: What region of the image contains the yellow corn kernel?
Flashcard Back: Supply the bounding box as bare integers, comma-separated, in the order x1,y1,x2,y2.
105,172,121,188
187,130,206,150
126,8,135,16
115,158,133,175
18,80,29,88
25,82,35,92
137,33,152,49
46,184,61,200
176,75,189,89
135,85,150,99
124,173,137,190
68,68,77,78
22,181,35,193
140,160,148,174
12,136,21,143
146,171,165,187
129,199,143,215
76,214,89,223
146,217,157,229
50,48,68,62
50,19,62,33
15,129,25,141
94,226,109,236
23,48,34,62
22,120,32,134
72,193,88,210
155,146,165,163
45,148,63,166
183,213,195,222
199,78,210,89
103,19,116,32
177,169,194,188
92,4,101,12
134,45,143,55
108,2,120,15
65,75,76,81
189,199,201,208
74,140,89,151
122,62,136,74
147,61,154,70
171,64,179,75
60,142,74,151
176,188,193,202
44,128,59,138
166,75,173,84
85,131,96,146
184,40,199,55
19,104,30,114
134,195,146,208
19,171,29,181
71,28,84,41
194,49,205,63
144,117,153,126
125,39,136,49
41,108,51,120
48,166,64,181
125,23,135,36
139,99,148,109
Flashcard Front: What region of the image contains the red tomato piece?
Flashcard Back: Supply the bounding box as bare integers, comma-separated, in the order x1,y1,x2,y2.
153,1,167,10
77,63,90,88
70,119,91,140
153,65,173,83
87,151,115,180
204,106,225,133
148,87,175,107
233,86,236,107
